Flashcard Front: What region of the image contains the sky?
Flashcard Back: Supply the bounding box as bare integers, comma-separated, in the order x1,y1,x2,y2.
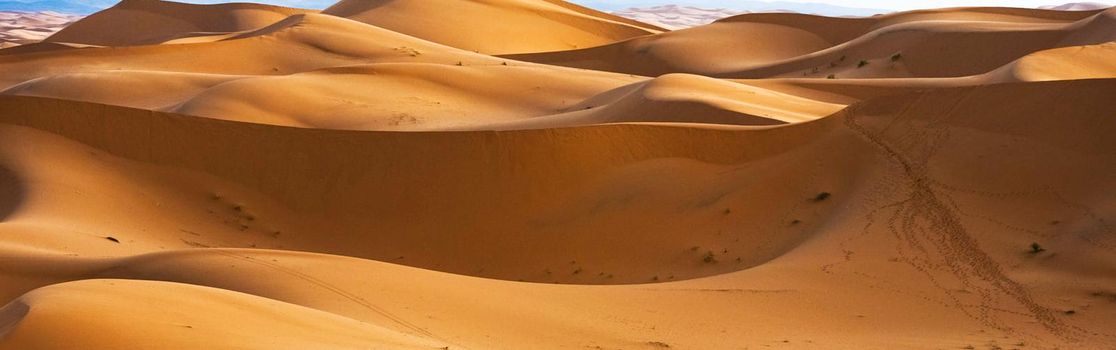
576,0,1112,11
0,0,1112,14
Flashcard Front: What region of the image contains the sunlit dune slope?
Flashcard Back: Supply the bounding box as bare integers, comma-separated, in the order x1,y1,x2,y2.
0,13,502,87
1,2,1115,349
988,41,1116,81
322,0,663,55
45,0,313,46
0,64,837,130
724,40,1116,105
0,98,851,283
0,79,1113,285
507,7,1115,78
0,279,441,350
470,73,844,130
0,11,837,131
0,79,1113,349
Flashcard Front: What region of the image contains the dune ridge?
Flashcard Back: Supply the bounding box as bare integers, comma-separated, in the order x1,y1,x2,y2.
1,77,1115,348
1,0,1115,349
322,0,662,55
506,7,1115,78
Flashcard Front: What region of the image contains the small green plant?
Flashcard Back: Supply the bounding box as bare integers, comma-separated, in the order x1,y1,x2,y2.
857,60,869,68
1030,242,1046,254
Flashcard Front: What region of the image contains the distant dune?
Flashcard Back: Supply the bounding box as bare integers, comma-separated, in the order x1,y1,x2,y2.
613,2,1116,29
44,0,313,47
0,0,1114,349
321,0,664,54
0,11,80,48
1041,2,1113,11
508,7,1116,78
612,5,746,29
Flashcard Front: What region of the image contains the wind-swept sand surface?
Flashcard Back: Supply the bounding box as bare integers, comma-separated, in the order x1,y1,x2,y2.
0,1,1114,349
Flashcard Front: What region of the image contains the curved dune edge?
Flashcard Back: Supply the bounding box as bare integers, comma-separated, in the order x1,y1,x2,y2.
0,13,505,87
0,80,1113,348
44,0,315,47
0,95,848,284
0,64,840,130
506,7,1116,79
0,10,844,131
0,79,1113,282
322,0,662,55
989,41,1116,81
0,279,443,349
0,2,1114,347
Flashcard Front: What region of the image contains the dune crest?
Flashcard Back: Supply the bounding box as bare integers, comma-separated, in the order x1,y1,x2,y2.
322,0,662,54
1,1,1115,349
45,0,312,46
508,7,1115,78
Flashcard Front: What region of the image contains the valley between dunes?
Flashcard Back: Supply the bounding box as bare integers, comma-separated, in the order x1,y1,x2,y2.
0,0,1114,349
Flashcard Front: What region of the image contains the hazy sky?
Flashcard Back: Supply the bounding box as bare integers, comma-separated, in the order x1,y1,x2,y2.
1,0,1112,13
576,0,1114,11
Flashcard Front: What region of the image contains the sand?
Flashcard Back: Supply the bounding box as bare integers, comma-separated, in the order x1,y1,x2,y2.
0,11,80,47
0,1,1114,349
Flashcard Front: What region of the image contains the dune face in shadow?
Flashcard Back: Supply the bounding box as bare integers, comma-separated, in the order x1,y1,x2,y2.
0,0,1115,349
0,301,27,342
0,165,23,222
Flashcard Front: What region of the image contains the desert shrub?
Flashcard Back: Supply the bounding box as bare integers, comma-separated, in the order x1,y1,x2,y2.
1030,242,1046,253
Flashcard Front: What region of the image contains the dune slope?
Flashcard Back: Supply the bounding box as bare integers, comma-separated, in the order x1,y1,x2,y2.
508,7,1115,78
0,79,1113,348
0,279,441,349
2,1,1116,349
322,0,662,55
45,0,312,46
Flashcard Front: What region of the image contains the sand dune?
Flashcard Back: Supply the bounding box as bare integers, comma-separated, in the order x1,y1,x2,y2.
0,11,80,47
508,7,1113,78
1,78,1114,348
0,13,503,88
991,42,1116,81
0,11,835,130
1,0,1115,349
0,279,440,349
44,0,312,46
322,0,663,55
